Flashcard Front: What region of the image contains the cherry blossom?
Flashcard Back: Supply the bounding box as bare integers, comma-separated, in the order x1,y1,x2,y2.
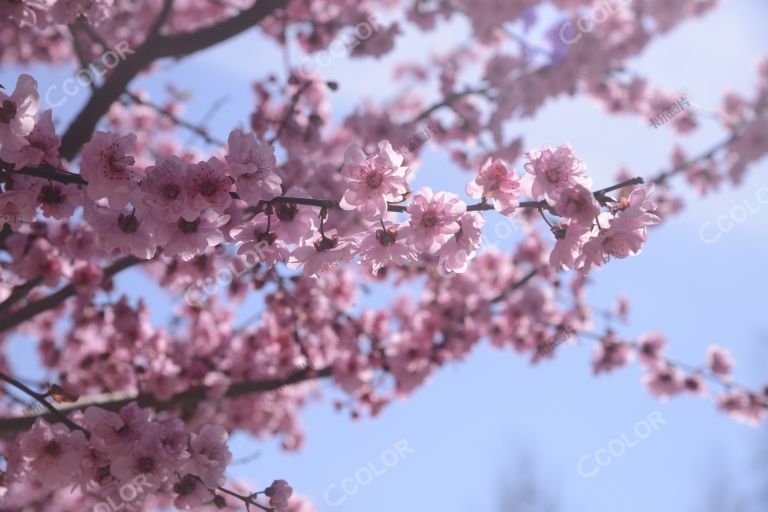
157,210,229,261
465,158,520,215
358,222,417,274
0,109,59,169
226,129,283,203
340,141,410,221
706,345,734,382
140,155,190,221
0,74,39,150
403,187,467,253
186,157,233,216
0,3,766,510
521,144,591,202
80,131,140,208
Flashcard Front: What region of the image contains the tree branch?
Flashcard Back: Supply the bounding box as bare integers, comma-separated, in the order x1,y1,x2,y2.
0,256,141,333
59,0,289,160
0,366,331,437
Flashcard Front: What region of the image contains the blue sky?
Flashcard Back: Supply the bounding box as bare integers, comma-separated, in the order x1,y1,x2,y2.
4,1,768,511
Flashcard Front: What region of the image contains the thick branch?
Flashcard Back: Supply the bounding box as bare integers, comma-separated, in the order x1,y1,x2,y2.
59,0,289,160
0,371,90,437
0,256,141,333
0,366,331,437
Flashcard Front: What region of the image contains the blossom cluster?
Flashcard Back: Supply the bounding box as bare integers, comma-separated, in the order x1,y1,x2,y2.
3,402,246,509
593,333,767,426
0,75,660,280
2,2,768,510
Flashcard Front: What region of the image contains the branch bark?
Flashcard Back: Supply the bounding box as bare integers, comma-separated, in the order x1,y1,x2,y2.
0,256,141,333
59,0,289,160
0,366,331,438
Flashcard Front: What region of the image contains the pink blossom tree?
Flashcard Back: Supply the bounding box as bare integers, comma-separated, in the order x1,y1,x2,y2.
0,0,767,510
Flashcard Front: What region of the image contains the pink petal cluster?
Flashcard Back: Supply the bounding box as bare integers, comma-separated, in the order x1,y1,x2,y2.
403,187,467,253
0,74,39,150
521,144,591,202
80,131,140,208
340,141,410,221
465,158,520,215
226,129,283,203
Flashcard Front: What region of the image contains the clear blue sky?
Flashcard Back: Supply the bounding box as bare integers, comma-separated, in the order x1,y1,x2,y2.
4,1,768,511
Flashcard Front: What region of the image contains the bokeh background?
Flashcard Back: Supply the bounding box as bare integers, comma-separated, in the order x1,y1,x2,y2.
4,0,768,510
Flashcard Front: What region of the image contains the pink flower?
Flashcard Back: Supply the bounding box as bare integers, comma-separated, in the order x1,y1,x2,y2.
156,419,191,465
637,331,667,369
592,332,634,374
181,425,232,487
186,157,232,217
642,365,685,400
549,221,591,270
84,203,157,259
71,261,103,297
173,473,213,509
0,190,37,229
521,144,591,202
226,129,282,203
717,390,767,426
437,212,485,274
289,231,358,276
158,210,230,261
578,186,660,271
18,419,88,489
80,131,139,208
0,0,47,27
358,222,417,274
553,184,599,225
111,438,171,487
51,0,115,25
231,221,290,268
683,373,708,396
0,109,60,169
0,74,39,150
140,155,189,221
403,187,466,253
465,158,520,215
706,345,734,382
83,402,152,457
260,188,315,244
35,181,80,220
265,479,294,511
340,141,410,221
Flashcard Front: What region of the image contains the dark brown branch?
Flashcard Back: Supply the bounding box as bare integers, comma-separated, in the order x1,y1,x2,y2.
14,164,644,214
0,366,331,437
0,371,90,437
0,256,141,333
59,0,289,160
0,277,43,316
490,268,538,304
651,132,739,185
410,87,491,124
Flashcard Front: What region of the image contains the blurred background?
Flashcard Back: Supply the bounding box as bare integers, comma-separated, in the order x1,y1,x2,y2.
3,0,768,510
